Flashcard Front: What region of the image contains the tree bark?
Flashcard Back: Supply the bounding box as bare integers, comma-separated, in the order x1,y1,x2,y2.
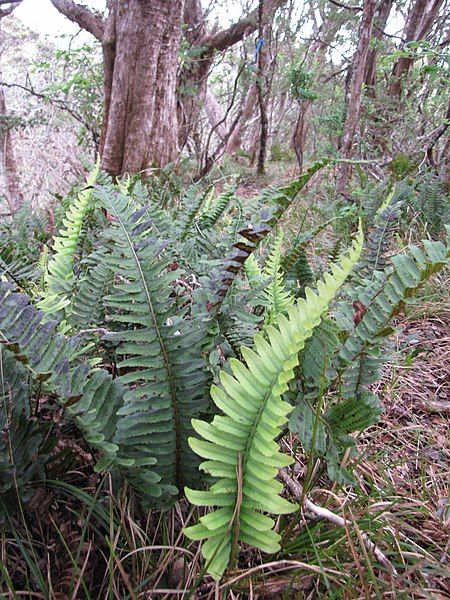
335,0,376,194
256,1,269,175
50,0,287,175
0,13,23,215
100,0,184,175
204,90,227,141
363,0,394,94
388,0,444,98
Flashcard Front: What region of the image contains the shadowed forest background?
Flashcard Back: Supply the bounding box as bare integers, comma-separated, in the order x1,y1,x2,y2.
0,0,449,598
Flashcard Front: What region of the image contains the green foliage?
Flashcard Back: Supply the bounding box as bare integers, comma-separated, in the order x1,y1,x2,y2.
0,349,49,516
0,283,124,474
184,229,363,580
288,63,318,100
388,153,416,180
262,230,294,326
37,160,100,324
96,187,211,502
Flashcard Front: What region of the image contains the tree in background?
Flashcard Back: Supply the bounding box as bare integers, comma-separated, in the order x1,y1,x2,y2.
0,1,23,215
49,0,286,176
335,0,376,194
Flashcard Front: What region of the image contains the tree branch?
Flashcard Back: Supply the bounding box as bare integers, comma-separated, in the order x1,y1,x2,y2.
280,470,398,576
49,0,105,41
204,0,286,53
0,1,22,17
328,0,362,11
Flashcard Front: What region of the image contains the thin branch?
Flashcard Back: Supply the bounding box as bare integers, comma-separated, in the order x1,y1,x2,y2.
328,0,362,10
280,470,398,577
204,0,286,53
0,80,99,146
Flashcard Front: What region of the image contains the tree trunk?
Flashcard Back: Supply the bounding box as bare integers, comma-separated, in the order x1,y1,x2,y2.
256,1,269,175
291,9,345,170
204,90,227,142
0,17,23,215
335,0,376,195
363,0,394,94
388,0,444,98
99,0,184,175
51,0,287,176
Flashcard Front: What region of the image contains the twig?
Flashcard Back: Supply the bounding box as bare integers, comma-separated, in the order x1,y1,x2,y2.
279,469,398,577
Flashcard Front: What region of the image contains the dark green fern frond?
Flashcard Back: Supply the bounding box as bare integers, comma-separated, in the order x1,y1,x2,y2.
0,348,48,516
179,184,214,241
96,188,211,503
0,282,124,470
359,202,401,275
414,174,449,237
71,248,112,330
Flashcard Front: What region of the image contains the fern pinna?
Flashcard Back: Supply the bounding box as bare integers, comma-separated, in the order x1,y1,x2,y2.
184,227,363,580
96,188,211,502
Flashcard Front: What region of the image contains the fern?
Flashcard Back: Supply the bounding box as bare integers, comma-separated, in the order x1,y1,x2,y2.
211,161,328,304
0,348,48,516
179,184,214,241
359,201,401,275
0,282,124,471
184,227,363,580
96,188,211,502
198,185,236,230
71,248,112,329
263,230,294,326
338,235,450,398
37,159,101,322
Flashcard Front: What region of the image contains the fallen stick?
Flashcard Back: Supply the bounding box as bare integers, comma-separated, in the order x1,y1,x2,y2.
279,469,398,577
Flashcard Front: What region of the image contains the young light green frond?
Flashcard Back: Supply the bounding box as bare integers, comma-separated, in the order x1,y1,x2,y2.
263,230,294,327
244,253,263,288
37,158,101,324
184,226,363,580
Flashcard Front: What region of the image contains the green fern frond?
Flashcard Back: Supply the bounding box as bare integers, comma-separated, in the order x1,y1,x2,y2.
325,234,450,477
244,253,264,288
95,188,211,502
263,230,294,327
179,185,215,241
198,185,236,230
211,161,328,304
184,227,363,580
71,248,112,329
0,282,123,470
37,159,101,322
0,348,48,516
360,202,401,276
